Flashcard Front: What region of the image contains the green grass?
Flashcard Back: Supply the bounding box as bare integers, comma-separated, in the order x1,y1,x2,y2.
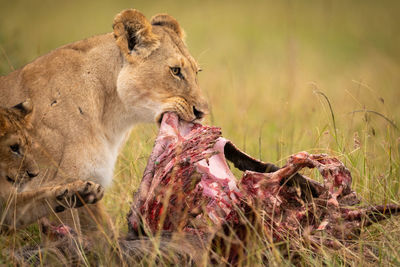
1,0,400,265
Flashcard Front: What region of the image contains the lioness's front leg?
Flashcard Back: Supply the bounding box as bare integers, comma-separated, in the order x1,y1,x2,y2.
1,181,104,231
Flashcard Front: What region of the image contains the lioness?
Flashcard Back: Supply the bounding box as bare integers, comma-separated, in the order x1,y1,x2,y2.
0,100,104,232
0,9,208,230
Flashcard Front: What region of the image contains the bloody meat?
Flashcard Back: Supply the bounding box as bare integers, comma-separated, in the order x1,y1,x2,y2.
127,112,400,256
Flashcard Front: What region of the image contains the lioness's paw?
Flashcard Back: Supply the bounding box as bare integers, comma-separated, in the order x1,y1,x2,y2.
55,181,104,212
71,180,104,206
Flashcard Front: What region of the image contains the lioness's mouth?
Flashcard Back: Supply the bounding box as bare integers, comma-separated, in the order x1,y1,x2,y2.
156,109,196,126
157,97,199,125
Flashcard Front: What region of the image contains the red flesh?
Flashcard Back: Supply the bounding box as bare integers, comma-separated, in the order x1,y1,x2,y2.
128,112,400,250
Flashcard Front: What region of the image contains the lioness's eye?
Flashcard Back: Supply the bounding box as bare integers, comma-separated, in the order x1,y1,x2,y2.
170,67,183,78
10,144,20,154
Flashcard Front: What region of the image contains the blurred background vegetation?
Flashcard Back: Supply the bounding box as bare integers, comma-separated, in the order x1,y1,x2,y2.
1,0,400,264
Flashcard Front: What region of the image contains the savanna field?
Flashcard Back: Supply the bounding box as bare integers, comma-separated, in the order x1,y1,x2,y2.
1,0,400,265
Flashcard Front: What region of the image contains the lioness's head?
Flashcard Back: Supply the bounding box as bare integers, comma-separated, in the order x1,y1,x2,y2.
113,9,208,123
0,100,39,190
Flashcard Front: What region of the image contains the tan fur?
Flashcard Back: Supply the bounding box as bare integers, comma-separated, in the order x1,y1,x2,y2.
0,9,207,188
0,100,38,190
113,9,160,62
151,14,186,40
0,101,104,232
0,9,207,232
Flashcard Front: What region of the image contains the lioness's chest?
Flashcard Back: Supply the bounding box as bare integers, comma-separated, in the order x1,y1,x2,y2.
82,137,123,187
90,150,117,187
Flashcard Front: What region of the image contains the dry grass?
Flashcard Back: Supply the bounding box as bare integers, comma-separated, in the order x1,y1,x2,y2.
1,0,400,265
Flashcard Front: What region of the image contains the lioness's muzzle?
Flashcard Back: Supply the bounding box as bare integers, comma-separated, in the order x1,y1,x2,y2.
161,97,196,122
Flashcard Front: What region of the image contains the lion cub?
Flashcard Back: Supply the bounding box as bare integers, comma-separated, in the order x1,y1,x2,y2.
0,100,104,232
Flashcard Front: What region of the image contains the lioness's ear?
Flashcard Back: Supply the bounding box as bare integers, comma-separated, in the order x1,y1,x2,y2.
151,14,185,40
11,98,33,126
113,9,160,62
12,99,33,120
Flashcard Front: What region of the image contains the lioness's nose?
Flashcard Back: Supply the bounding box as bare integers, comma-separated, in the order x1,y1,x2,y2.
194,106,208,120
193,96,209,120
